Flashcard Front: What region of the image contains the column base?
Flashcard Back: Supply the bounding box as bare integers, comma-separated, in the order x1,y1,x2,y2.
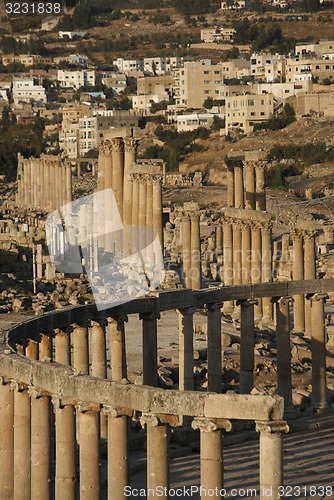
312,402,329,413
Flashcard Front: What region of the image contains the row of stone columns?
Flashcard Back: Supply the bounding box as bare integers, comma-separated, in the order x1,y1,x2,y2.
16,154,72,212
223,218,273,320
226,160,266,211
237,293,328,411
181,213,202,289
292,229,317,335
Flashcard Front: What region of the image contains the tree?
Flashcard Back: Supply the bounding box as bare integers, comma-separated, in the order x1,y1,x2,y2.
203,97,214,109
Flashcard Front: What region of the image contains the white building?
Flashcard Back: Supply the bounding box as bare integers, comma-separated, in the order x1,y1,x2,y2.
12,78,47,105
59,31,87,39
221,0,246,10
143,56,183,75
225,93,274,134
176,113,224,132
200,27,236,43
57,70,96,89
101,72,127,94
112,58,144,74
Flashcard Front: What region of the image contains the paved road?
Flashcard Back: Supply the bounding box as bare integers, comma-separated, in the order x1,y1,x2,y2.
129,416,334,500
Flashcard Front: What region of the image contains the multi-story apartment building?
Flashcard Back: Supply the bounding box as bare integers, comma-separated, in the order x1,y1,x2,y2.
250,53,286,82
100,73,127,94
57,70,97,89
12,78,47,105
143,56,183,75
225,93,274,134
285,58,334,82
221,59,251,79
200,27,236,43
137,75,174,96
174,60,224,108
112,58,144,74
79,114,139,155
295,40,334,59
2,54,54,67
132,93,170,113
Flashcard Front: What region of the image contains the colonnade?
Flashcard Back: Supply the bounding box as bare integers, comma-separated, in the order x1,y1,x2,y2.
97,137,164,255
181,213,202,289
16,154,72,212
226,159,267,212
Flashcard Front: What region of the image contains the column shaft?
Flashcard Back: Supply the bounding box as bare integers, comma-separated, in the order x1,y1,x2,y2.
255,165,266,211
54,330,70,366
232,224,241,286
304,233,316,338
244,162,256,209
178,308,194,390
55,405,76,500
79,411,100,500
234,165,244,209
108,415,128,500
239,301,255,393
182,216,192,288
146,421,169,498
292,233,304,332
91,321,107,378
190,215,201,289
226,165,234,207
72,324,89,374
141,313,158,387
0,384,14,499
200,429,223,498
109,317,127,381
31,396,50,500
14,390,31,500
262,226,273,320
241,224,251,284
276,299,293,409
207,304,222,393
311,296,327,409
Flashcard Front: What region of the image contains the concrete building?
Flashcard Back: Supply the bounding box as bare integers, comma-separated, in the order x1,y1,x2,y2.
174,60,224,108
79,114,139,155
112,57,144,74
12,78,47,105
252,80,312,100
2,54,54,67
58,31,87,39
220,59,251,80
225,93,274,134
101,73,127,94
287,91,334,117
200,27,236,43
176,113,224,132
221,0,247,9
250,53,286,82
285,58,334,83
132,93,170,113
57,69,96,89
295,40,334,59
143,56,182,75
137,75,174,96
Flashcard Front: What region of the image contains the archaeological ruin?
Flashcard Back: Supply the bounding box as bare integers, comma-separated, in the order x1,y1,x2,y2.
0,136,334,498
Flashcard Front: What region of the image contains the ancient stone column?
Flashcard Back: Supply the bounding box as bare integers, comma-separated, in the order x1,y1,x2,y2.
244,161,256,209
91,320,107,379
190,214,202,289
215,225,223,254
79,409,100,500
107,408,128,500
111,138,124,218
192,418,232,498
141,415,169,498
13,388,31,500
55,403,76,500
238,299,256,393
25,338,38,360
153,174,164,248
292,230,304,333
234,163,244,209
109,316,127,381
97,141,107,193
262,224,273,321
138,175,147,258
232,221,242,286
123,138,138,229
54,329,71,366
65,162,72,206
226,164,234,207
241,222,251,284
251,223,262,319
131,173,140,228
0,383,14,499
275,297,293,411
178,307,195,390
255,163,266,211
207,303,222,393
310,293,328,410
145,178,154,264
182,215,192,288
140,312,158,387
103,140,113,191
39,333,52,361
72,323,89,375
30,391,50,500
223,221,234,312
256,421,289,500
304,231,316,338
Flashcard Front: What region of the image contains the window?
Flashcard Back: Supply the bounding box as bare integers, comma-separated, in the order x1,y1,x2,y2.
250,112,255,116
248,100,255,106
204,71,210,74
260,112,265,116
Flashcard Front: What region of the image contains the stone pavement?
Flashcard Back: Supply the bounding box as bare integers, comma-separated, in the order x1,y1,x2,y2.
129,413,334,500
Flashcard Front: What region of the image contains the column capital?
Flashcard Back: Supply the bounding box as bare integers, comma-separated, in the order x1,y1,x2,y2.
124,137,139,152
304,229,317,240
107,315,128,326
256,420,289,434
177,306,196,315
205,302,222,312
236,298,258,307
192,417,232,432
291,228,303,240
308,292,328,302
140,413,181,427
76,402,100,413
111,137,124,152
271,296,294,305
139,309,160,321
90,318,107,328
